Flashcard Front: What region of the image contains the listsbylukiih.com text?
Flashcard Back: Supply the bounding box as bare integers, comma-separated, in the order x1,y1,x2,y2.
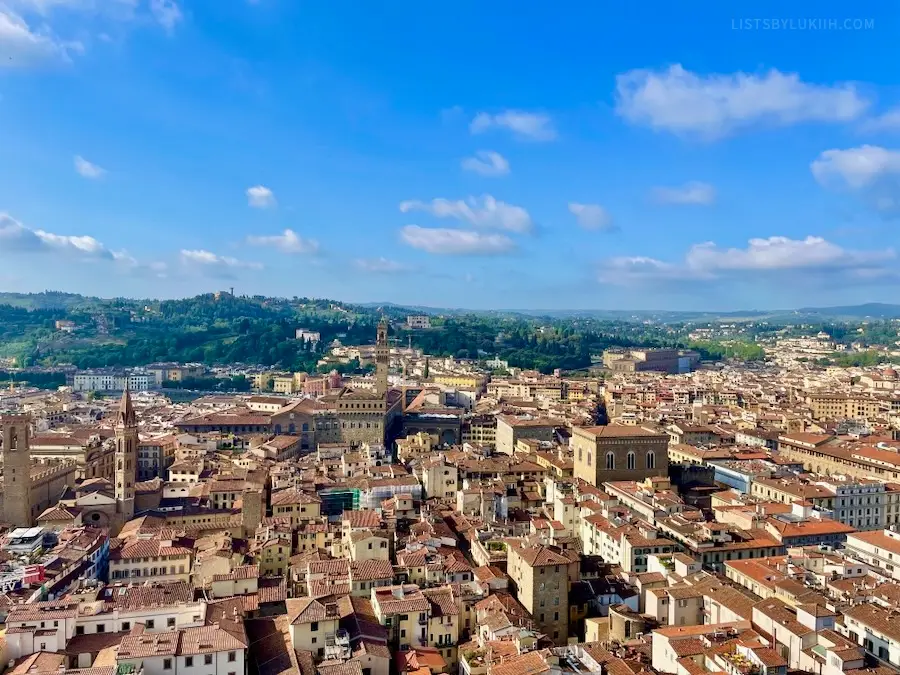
732,18,874,31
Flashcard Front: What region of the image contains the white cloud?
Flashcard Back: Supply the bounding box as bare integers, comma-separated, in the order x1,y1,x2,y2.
353,257,413,274
74,155,105,179
862,108,900,133
0,212,114,258
652,181,716,205
568,203,614,231
685,236,890,271
399,195,532,233
0,9,82,67
180,249,262,277
599,234,895,286
246,185,276,209
811,145,900,214
0,212,165,276
615,64,868,138
470,110,556,141
246,229,318,254
811,145,900,189
400,225,515,255
149,0,181,33
461,150,510,177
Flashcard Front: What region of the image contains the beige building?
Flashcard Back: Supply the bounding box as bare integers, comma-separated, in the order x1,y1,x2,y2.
506,544,572,645
286,598,341,661
109,537,194,584
573,425,668,487
495,415,562,455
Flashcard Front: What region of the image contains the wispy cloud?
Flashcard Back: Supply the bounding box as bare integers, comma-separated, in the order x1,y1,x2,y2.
0,212,165,275
246,229,319,254
598,235,895,286
353,257,415,274
616,64,868,139
652,181,716,205
400,225,515,255
74,155,105,179
461,150,510,177
180,249,263,277
399,195,532,233
568,203,615,231
246,185,276,209
811,145,900,214
0,212,114,258
470,110,556,141
0,9,83,68
149,0,182,34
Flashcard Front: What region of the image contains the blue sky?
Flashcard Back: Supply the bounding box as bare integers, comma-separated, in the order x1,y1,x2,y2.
1,0,899,310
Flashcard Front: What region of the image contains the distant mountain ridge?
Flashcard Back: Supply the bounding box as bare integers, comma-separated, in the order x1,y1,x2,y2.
3,292,900,322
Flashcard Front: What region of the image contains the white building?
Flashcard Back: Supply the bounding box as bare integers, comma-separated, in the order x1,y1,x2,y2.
73,370,151,392
406,315,431,330
296,329,321,344
816,478,886,530
843,529,900,581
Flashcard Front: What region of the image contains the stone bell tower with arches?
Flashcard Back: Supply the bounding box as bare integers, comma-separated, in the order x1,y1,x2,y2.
2,414,33,527
112,388,138,534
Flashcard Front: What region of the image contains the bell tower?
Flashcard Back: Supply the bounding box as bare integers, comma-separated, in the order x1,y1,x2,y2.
114,388,138,530
2,415,33,526
375,316,389,397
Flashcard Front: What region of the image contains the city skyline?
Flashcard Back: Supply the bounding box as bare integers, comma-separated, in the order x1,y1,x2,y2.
1,0,899,310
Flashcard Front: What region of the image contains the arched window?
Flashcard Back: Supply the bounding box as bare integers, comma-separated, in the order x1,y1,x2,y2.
587,452,592,467
647,451,656,470
606,452,615,470
627,452,635,470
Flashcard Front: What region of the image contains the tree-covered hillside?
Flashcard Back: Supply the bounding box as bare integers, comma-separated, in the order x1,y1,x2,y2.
0,291,784,373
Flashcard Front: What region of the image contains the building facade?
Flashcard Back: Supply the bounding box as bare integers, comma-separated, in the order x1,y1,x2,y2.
573,425,669,486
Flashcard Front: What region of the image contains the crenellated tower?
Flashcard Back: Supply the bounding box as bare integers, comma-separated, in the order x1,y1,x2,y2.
375,316,389,397
2,415,33,526
113,388,138,532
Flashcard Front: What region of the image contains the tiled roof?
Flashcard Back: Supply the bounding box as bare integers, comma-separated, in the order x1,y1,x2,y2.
511,544,570,567
271,488,321,506
287,598,340,625
110,581,195,610
179,622,248,655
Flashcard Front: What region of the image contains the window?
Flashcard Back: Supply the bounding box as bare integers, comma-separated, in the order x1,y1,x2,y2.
205,655,213,665
186,657,194,667
76,626,85,635
228,652,236,663
96,624,106,633
122,622,131,631
311,622,319,631
146,620,155,629
606,452,615,470
646,451,656,470
627,452,635,470
167,617,176,628
163,660,172,671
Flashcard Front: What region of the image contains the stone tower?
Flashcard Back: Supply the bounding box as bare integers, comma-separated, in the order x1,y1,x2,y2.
241,488,264,538
114,388,138,531
2,415,33,527
375,316,389,397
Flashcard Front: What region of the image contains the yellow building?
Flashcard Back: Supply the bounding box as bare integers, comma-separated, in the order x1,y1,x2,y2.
432,373,486,392
273,376,295,394
271,488,322,525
